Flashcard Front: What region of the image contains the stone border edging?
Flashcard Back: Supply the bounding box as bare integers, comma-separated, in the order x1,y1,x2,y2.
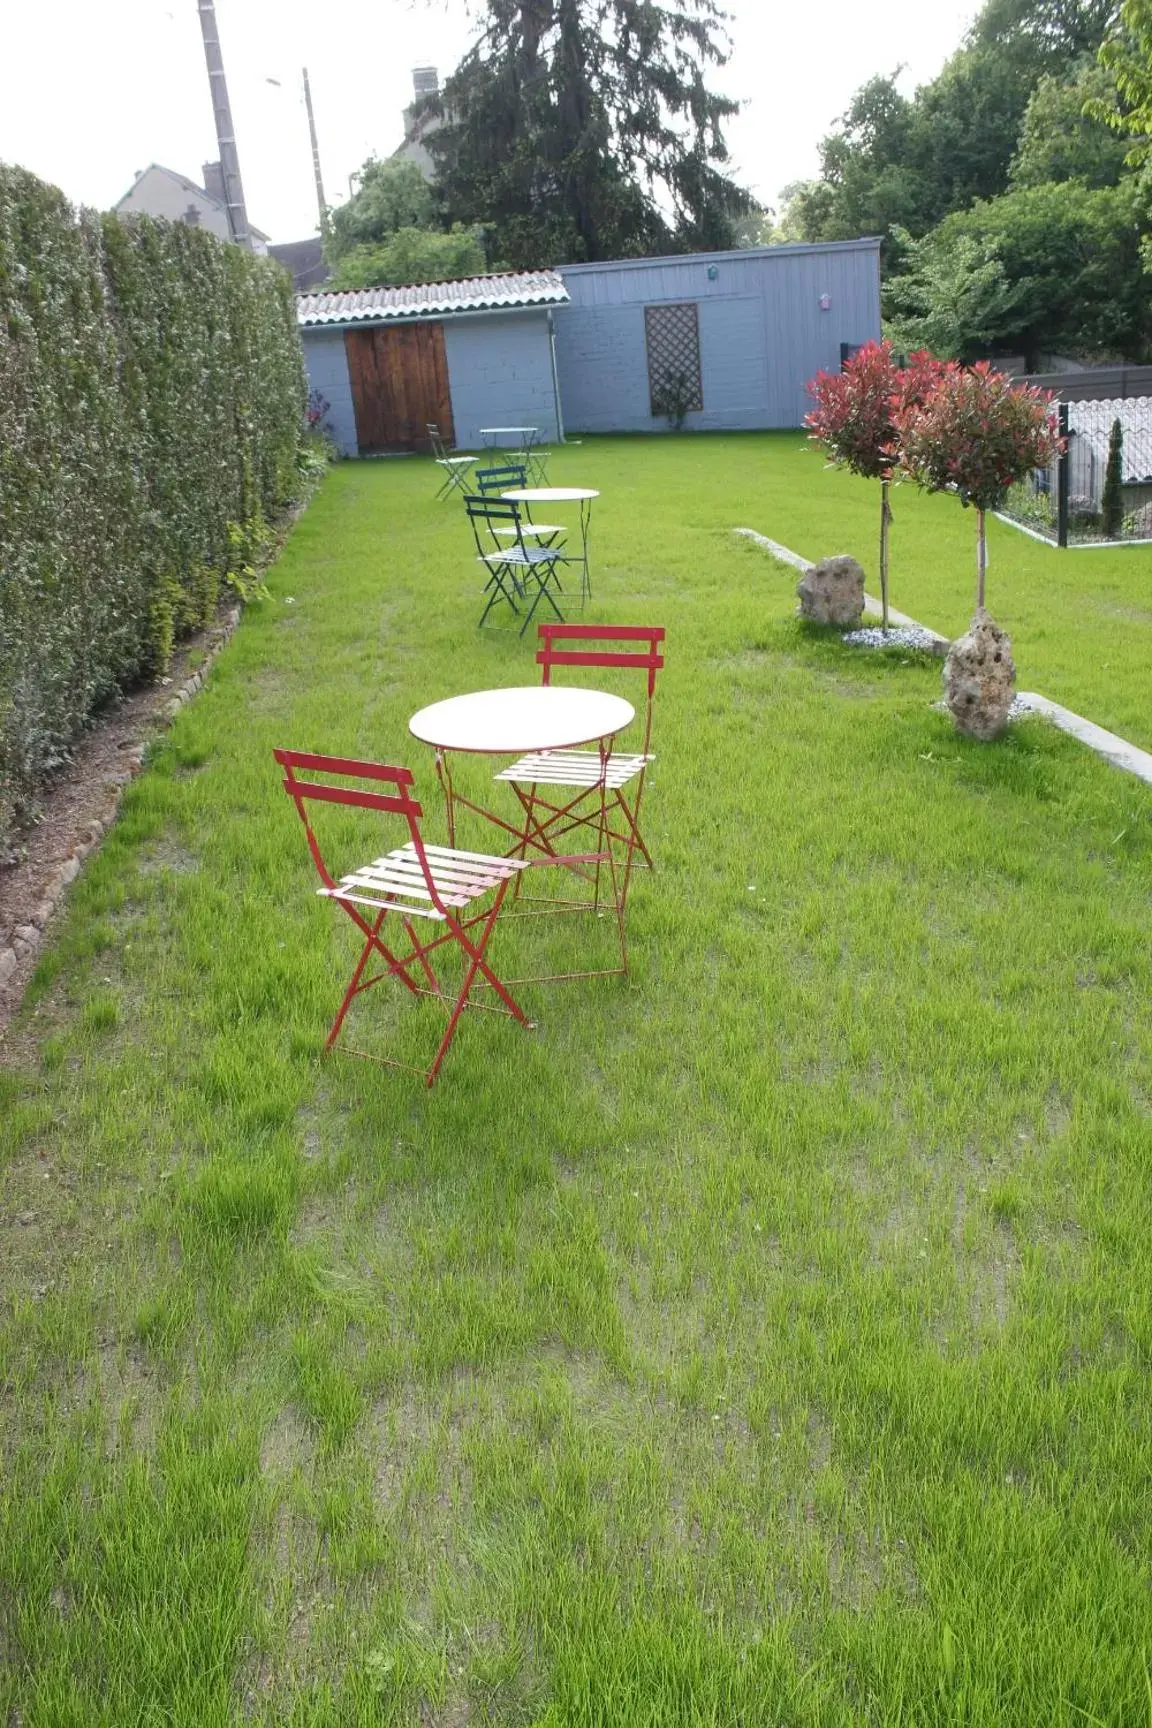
733,527,952,651
0,604,242,993
1013,693,1152,787
733,526,1152,791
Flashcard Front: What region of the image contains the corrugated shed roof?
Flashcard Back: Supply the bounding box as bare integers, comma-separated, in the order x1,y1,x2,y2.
297,270,568,326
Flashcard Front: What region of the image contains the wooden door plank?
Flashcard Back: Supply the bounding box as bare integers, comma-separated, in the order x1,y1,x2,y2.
346,320,456,453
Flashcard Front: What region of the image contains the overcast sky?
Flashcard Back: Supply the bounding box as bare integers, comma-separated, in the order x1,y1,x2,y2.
2,0,978,245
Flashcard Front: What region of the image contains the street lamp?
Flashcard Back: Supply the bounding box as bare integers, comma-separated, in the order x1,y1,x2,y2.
264,69,329,238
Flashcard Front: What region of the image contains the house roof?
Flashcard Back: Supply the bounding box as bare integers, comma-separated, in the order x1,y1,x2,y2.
296,270,569,327
269,237,332,292
555,237,883,275
112,164,270,242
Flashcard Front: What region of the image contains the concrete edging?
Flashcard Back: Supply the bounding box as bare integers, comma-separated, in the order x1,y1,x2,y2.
733,526,1152,790
733,527,952,650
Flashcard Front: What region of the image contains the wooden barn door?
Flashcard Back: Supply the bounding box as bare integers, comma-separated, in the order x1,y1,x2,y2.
344,321,454,453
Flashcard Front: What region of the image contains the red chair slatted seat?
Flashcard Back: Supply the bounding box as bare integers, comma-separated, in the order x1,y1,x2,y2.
494,624,665,906
275,748,536,1086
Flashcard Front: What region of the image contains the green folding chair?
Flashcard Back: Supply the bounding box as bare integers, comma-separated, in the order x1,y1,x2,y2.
473,464,567,549
464,496,566,635
428,423,475,499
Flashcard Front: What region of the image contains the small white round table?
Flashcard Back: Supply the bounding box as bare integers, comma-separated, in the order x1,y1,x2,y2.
479,426,547,482
409,685,634,849
479,426,539,445
502,488,599,599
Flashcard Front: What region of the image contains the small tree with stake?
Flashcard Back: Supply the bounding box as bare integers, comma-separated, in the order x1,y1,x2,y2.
895,362,1063,738
806,342,944,630
1101,417,1124,540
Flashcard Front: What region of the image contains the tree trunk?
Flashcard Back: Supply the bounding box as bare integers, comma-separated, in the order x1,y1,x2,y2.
879,478,892,632
976,508,987,610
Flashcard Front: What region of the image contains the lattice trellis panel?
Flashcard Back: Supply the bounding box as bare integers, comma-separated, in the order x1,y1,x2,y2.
644,302,703,416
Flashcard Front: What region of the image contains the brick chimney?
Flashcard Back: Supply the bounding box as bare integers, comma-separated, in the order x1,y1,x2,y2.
201,161,227,209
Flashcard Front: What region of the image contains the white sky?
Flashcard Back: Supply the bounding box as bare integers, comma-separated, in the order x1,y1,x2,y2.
1,0,978,245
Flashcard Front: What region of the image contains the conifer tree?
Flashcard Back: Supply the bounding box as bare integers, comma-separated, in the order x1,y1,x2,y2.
425,0,752,266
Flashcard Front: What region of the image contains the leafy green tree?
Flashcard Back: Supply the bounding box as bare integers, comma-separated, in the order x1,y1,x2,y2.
1093,0,1152,259
425,0,752,266
884,231,1026,360
774,180,838,243
329,226,487,289
885,178,1151,366
1097,0,1152,146
327,158,436,262
784,0,1120,250
969,0,1120,61
1011,63,1132,183
728,205,778,247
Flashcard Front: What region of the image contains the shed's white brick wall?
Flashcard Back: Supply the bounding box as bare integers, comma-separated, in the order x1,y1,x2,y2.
442,312,560,449
554,244,881,433
300,329,358,457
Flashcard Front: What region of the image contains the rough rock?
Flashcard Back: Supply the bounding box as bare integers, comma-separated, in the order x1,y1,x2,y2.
0,948,17,986
57,856,80,887
944,609,1016,741
797,554,866,627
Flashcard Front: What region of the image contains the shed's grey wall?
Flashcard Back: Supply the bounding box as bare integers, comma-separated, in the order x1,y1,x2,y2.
554,243,881,433
299,310,559,455
442,310,560,449
300,329,358,457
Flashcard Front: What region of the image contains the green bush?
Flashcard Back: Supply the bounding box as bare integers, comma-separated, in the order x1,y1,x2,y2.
0,166,306,849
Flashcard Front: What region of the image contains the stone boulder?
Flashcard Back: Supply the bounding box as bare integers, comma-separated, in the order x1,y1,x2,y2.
943,608,1015,741
796,555,865,628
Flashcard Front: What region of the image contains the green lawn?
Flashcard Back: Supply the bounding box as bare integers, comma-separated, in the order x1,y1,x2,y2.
2,434,1151,1726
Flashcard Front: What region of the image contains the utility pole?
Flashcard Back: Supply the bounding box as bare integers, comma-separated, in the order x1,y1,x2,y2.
196,0,253,248
301,67,329,240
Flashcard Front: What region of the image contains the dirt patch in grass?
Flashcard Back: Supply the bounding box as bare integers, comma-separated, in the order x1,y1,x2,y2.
136,834,201,878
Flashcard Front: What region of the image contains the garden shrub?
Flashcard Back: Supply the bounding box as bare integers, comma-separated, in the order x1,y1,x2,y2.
0,165,306,849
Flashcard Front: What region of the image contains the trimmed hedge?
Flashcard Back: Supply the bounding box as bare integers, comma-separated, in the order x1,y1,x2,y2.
0,165,306,847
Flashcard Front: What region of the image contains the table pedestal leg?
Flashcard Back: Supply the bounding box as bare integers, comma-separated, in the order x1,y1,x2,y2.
436,749,456,848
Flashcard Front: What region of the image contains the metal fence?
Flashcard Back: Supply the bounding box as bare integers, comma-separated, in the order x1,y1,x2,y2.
998,396,1152,547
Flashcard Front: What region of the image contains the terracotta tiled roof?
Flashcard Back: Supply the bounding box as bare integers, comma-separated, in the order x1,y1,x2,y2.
297,270,569,325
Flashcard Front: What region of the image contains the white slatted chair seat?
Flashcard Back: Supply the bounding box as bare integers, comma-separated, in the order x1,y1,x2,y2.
437,456,475,471
478,546,562,568
491,523,567,541
321,841,529,920
496,749,654,790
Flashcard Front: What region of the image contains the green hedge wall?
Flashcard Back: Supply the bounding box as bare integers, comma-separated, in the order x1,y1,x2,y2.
0,165,306,847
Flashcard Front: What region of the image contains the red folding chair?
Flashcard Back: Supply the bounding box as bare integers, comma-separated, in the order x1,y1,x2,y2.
494,624,665,908
276,749,542,1086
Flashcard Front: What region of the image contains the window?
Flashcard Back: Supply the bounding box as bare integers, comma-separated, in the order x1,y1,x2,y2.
644,302,703,419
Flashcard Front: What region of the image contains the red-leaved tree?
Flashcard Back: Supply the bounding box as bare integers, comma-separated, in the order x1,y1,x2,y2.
806,342,944,630
894,363,1062,612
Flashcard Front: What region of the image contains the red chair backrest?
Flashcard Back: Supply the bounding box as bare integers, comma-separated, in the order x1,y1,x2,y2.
274,748,436,902
536,623,665,697
537,625,665,752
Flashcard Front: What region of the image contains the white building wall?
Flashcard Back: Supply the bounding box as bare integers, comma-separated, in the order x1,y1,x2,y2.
115,167,231,243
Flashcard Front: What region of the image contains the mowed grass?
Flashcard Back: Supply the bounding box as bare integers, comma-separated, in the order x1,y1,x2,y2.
1,434,1151,1726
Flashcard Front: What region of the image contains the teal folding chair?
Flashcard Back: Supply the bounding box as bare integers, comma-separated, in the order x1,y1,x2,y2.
464,496,566,635
428,423,475,499
521,429,550,485
473,464,567,549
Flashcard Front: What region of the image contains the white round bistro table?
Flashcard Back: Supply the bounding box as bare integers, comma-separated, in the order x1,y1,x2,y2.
479,426,546,480
502,488,599,599
409,685,634,851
